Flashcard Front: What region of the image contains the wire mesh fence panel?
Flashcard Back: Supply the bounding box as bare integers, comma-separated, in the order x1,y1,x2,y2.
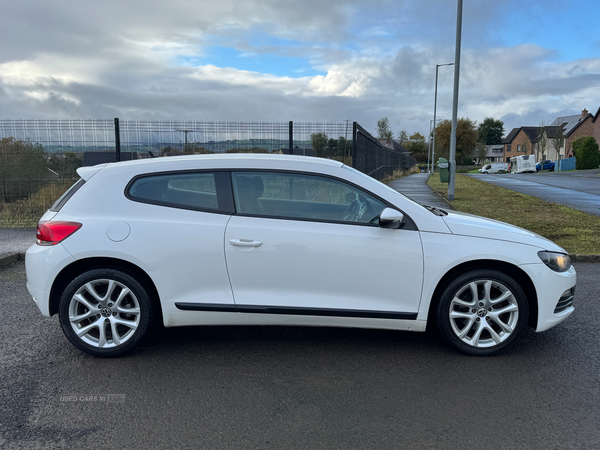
352,122,416,181
0,118,415,227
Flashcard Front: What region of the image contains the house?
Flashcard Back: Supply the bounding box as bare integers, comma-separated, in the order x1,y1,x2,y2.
502,127,538,163
473,144,504,165
539,125,566,161
551,109,595,158
594,107,600,145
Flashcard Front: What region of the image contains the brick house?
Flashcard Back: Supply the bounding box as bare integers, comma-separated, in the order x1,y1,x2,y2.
502,127,538,163
551,109,595,158
593,107,600,148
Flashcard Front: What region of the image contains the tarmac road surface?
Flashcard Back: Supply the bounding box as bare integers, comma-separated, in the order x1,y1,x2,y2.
469,169,600,217
1,260,600,449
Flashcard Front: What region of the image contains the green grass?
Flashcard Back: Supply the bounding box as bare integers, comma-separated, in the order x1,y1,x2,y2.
0,181,74,227
428,174,600,255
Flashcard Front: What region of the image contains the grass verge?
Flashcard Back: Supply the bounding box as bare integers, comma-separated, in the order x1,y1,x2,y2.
428,174,600,255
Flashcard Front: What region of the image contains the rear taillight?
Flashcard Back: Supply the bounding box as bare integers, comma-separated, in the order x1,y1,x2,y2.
36,221,82,246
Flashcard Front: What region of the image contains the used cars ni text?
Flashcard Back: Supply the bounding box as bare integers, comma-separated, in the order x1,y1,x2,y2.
26,154,576,357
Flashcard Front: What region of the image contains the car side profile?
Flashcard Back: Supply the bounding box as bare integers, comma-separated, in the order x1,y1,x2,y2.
536,160,555,172
25,154,576,357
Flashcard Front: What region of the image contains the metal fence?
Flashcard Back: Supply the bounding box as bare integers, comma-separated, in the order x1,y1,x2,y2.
558,157,576,172
352,122,416,180
0,118,413,227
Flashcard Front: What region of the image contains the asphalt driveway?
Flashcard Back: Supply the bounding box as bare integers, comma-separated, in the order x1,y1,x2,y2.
468,169,600,216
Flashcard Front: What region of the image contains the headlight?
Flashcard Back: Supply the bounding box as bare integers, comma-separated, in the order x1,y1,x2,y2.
538,251,571,272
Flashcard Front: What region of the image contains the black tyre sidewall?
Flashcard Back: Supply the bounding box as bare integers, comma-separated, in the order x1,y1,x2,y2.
58,268,153,358
437,269,529,356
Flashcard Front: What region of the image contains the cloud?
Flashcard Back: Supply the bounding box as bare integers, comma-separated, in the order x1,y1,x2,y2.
0,0,599,139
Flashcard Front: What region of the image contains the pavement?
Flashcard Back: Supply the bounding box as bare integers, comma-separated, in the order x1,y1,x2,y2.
387,172,452,210
0,227,35,268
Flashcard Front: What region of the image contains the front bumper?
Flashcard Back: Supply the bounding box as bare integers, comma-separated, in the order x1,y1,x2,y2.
520,262,576,332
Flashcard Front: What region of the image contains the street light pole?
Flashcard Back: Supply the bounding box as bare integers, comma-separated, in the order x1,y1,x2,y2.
448,0,463,200
432,62,454,174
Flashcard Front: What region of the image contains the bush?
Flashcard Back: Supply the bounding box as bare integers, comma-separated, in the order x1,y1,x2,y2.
573,137,600,170
0,138,49,202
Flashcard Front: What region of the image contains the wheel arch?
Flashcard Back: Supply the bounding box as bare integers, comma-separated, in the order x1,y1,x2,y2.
49,257,162,322
427,259,538,329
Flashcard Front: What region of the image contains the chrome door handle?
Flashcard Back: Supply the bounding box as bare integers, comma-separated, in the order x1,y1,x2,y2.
229,239,263,248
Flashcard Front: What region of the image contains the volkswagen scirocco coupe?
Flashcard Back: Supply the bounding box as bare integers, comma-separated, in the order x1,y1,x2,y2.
26,154,576,357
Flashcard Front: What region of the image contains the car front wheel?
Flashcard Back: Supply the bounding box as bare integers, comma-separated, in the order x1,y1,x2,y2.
437,269,528,356
58,268,154,357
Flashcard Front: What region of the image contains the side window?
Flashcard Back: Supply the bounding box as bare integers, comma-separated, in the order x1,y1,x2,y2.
232,172,386,224
128,172,234,213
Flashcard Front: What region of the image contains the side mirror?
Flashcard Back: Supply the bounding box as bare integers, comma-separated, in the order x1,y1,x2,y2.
379,208,404,229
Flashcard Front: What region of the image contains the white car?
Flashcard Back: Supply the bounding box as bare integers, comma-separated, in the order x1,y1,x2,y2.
479,163,508,174
26,154,576,357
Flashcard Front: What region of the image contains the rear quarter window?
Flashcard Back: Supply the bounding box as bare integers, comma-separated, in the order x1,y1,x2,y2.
127,171,234,214
50,178,86,212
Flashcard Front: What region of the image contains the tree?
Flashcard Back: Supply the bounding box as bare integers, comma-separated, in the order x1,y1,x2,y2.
337,136,350,159
406,132,428,163
477,118,504,145
310,132,328,157
573,137,600,170
325,138,339,158
475,142,487,164
397,129,408,146
0,138,49,202
433,118,479,165
537,122,548,170
48,151,82,180
376,117,393,140
522,140,530,155
551,126,565,160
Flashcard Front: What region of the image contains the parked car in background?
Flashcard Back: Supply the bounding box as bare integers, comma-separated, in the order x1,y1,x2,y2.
536,160,555,172
510,155,537,174
26,154,576,358
479,163,509,174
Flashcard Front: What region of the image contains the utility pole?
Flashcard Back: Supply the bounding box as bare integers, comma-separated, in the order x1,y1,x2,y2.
177,129,192,153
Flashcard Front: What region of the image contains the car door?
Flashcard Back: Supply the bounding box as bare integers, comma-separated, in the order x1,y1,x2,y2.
126,170,236,313
224,171,424,319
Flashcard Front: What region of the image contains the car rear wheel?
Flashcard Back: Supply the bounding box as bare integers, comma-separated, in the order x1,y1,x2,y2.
58,268,154,357
437,269,528,356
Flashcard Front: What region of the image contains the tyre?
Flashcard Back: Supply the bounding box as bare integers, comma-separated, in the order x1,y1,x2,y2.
436,269,528,356
58,268,154,357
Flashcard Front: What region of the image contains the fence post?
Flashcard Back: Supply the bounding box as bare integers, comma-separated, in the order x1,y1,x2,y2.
114,118,121,162
352,122,357,168
288,121,293,155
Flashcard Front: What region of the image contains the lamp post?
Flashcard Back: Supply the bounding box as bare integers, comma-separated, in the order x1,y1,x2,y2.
431,63,454,173
428,118,443,173
448,0,463,200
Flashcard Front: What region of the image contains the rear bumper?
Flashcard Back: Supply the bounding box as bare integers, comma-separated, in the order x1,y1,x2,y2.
25,243,75,317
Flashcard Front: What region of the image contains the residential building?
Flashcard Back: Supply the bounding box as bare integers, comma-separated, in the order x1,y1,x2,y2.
539,125,566,161
473,144,504,165
551,109,595,158
502,127,538,163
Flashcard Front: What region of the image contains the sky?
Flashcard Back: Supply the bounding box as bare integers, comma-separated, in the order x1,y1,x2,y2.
1,0,599,139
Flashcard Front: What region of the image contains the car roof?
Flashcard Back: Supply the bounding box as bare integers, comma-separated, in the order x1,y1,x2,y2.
78,154,345,180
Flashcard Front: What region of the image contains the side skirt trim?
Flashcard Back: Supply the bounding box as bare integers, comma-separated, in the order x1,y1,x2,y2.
174,303,417,320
